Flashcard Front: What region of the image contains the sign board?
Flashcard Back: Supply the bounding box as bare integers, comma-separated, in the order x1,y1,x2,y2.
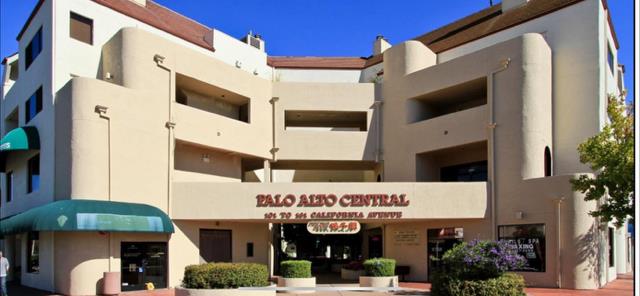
394,230,419,245
306,220,361,234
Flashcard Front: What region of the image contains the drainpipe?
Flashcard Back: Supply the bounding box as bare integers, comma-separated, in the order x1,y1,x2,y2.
487,58,510,239
269,97,279,162
95,105,112,272
373,100,383,163
555,196,565,288
153,54,175,217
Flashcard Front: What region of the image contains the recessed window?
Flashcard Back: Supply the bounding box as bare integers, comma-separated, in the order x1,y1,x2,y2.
498,224,546,272
28,154,40,193
246,242,254,257
70,12,93,45
25,87,43,123
608,227,615,267
607,43,615,74
25,27,42,69
27,231,40,273
285,110,368,131
6,171,13,202
544,146,552,177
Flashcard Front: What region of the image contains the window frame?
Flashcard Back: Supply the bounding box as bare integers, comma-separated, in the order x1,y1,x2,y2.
607,43,615,75
27,154,40,194
27,231,40,273
69,12,94,45
25,27,43,70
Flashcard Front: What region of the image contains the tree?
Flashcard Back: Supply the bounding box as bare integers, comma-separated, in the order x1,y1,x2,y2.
571,94,634,228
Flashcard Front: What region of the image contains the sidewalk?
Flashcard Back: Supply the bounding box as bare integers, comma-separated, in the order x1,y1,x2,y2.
6,274,633,296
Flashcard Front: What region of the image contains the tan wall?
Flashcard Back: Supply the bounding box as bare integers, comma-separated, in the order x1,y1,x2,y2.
174,142,242,182
168,221,270,288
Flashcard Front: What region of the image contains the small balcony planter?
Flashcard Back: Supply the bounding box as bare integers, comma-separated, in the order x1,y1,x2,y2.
277,260,315,294
178,262,275,296
359,258,398,288
340,261,364,280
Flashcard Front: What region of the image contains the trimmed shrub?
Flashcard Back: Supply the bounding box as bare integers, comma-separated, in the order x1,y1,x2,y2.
363,258,395,277
182,262,269,289
431,272,526,296
281,260,312,278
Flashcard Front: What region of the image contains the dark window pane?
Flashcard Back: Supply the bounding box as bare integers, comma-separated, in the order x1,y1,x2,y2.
6,171,13,202
25,28,42,69
28,154,40,193
440,161,487,182
246,242,254,257
607,44,614,74
25,87,43,122
498,224,546,272
70,12,93,45
27,231,40,273
200,229,232,262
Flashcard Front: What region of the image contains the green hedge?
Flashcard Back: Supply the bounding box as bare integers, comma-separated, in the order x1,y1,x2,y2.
280,260,312,278
363,258,395,277
431,272,526,296
182,262,269,289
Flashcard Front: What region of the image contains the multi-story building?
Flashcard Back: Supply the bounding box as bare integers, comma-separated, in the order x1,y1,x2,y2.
0,0,631,295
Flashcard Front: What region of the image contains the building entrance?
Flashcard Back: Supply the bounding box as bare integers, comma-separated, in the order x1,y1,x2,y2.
121,242,168,291
274,223,364,280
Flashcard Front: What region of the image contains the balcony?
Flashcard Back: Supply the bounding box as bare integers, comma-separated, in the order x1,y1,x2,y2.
171,181,488,221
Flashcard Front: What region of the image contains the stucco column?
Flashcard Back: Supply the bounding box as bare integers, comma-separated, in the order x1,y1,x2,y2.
263,160,272,183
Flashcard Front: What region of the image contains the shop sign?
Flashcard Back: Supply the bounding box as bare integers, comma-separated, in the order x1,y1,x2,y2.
256,193,409,220
306,220,361,234
394,230,419,245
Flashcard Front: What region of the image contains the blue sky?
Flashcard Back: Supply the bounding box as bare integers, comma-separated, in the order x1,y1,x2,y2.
0,0,634,102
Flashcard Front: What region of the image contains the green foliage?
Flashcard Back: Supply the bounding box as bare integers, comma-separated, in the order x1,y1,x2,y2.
571,94,634,227
363,258,396,276
280,260,312,278
182,262,269,289
431,272,526,296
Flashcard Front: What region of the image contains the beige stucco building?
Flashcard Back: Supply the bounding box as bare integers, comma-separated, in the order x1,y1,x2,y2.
0,0,632,295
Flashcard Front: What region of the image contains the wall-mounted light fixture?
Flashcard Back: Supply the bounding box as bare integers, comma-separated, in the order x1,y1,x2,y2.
515,211,524,220
202,154,210,163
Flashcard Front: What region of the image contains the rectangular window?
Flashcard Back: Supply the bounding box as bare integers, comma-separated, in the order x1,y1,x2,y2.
440,161,488,182
25,27,42,69
608,227,615,267
25,87,43,123
246,242,254,257
499,224,546,272
70,12,93,45
6,171,13,202
607,43,615,74
27,231,40,273
28,154,40,193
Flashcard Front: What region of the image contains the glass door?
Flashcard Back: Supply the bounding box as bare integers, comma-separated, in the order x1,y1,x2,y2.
121,242,167,291
427,228,463,282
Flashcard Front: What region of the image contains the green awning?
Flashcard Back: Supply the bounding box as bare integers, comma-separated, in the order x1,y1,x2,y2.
0,126,40,172
0,199,174,236
0,126,40,152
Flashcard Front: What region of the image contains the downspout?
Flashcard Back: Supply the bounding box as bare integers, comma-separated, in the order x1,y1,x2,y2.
487,58,510,239
555,196,565,288
269,97,279,162
373,100,383,163
94,105,111,272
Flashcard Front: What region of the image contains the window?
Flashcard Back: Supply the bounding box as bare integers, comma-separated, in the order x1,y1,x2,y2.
499,224,546,272
28,154,40,193
544,146,552,177
199,229,232,262
25,87,43,123
440,161,488,182
608,227,615,267
6,171,13,202
607,43,615,74
70,12,93,45
246,242,254,257
27,231,40,273
25,27,42,69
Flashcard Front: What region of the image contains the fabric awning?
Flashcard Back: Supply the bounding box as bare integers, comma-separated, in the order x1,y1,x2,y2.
0,199,174,236
0,126,40,152
0,126,40,172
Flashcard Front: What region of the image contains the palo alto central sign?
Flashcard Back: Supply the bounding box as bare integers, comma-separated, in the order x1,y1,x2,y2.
256,193,409,220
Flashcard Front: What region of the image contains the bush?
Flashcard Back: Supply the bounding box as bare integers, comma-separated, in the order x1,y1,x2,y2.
182,262,269,289
431,272,526,296
343,260,364,271
438,240,526,281
281,260,312,278
363,258,395,277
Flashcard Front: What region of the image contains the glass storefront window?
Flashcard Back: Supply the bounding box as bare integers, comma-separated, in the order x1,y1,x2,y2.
498,224,545,272
27,231,39,273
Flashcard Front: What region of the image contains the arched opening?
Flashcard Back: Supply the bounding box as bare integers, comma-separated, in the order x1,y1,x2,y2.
544,146,552,177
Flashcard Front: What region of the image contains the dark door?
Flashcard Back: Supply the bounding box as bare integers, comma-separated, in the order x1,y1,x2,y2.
367,228,383,258
121,242,167,291
200,229,232,262
427,228,463,282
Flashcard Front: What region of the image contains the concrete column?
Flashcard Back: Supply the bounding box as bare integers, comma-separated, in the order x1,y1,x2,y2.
263,160,272,183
